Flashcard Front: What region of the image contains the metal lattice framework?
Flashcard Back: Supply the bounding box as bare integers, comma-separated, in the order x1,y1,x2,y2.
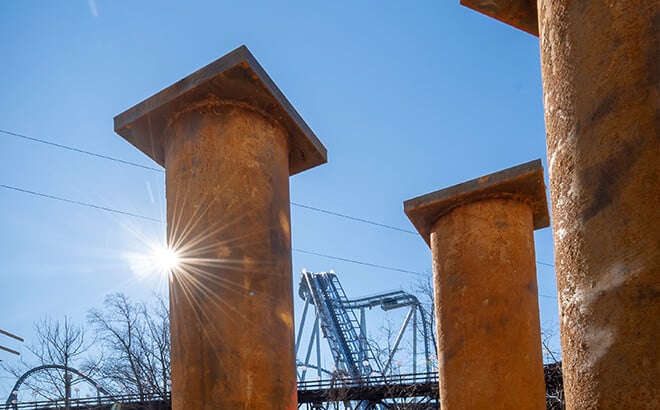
296,270,435,383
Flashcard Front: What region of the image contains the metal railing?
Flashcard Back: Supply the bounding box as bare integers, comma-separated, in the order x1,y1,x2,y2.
7,373,438,409
297,371,438,391
5,392,169,410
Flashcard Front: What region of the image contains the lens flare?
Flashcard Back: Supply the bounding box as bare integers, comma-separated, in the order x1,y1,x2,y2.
154,247,180,273
122,243,180,281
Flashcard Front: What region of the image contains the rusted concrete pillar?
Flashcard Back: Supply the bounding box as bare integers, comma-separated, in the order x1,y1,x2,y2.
405,160,549,410
460,1,660,408
539,2,659,408
114,46,327,409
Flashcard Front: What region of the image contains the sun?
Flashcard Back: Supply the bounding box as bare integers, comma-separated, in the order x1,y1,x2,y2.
153,247,180,273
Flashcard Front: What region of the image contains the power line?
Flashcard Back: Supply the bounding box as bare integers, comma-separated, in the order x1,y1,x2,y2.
536,261,555,268
293,248,423,276
1,128,415,235
0,184,163,223
0,129,163,172
0,182,559,298
1,128,557,271
0,182,425,276
291,202,417,235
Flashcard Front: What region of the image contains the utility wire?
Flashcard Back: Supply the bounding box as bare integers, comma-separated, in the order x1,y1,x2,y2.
291,202,417,235
292,248,423,276
536,261,555,268
1,128,557,272
0,183,559,298
0,184,163,223
1,128,415,235
0,183,425,276
0,129,163,172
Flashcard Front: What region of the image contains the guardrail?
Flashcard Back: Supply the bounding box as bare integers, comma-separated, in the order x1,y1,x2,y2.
5,392,169,410
6,373,439,409
297,371,438,391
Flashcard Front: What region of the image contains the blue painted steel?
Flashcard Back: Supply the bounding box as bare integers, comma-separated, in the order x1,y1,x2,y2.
299,270,381,378
4,364,112,410
298,272,436,379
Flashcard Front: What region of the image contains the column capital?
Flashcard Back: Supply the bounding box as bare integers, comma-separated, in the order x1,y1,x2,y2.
404,159,549,246
460,0,538,36
114,45,327,176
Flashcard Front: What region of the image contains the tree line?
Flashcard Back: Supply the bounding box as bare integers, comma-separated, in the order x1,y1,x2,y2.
3,293,170,403
3,277,562,407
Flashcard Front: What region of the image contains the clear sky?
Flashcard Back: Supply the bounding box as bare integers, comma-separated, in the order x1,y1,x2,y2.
0,0,558,398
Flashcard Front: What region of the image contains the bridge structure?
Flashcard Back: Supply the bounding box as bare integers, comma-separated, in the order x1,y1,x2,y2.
296,270,435,383
5,271,438,409
3,364,564,410
3,267,565,409
4,372,440,410
295,270,437,409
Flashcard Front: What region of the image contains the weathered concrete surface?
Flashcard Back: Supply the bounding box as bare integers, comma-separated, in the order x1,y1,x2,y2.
405,160,548,410
115,46,327,409
460,0,538,36
114,45,326,176
537,1,660,408
166,103,296,409
405,159,548,246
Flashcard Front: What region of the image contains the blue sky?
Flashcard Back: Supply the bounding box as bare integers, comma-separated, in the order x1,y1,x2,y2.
0,0,557,397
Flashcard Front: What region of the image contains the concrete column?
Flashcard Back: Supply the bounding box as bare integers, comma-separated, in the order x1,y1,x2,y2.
405,159,549,410
114,46,327,409
459,1,660,408
538,2,660,408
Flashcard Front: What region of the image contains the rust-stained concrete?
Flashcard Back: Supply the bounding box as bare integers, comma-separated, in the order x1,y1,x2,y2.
405,159,548,410
115,46,326,409
460,1,659,407
460,0,538,36
537,2,660,408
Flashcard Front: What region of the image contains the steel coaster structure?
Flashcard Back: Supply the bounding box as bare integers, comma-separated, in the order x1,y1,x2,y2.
296,270,434,383
3,364,565,410
4,365,112,410
5,271,438,409
297,372,440,410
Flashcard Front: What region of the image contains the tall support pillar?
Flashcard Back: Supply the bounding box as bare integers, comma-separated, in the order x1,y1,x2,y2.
538,2,659,408
460,1,659,408
405,160,549,409
114,46,327,409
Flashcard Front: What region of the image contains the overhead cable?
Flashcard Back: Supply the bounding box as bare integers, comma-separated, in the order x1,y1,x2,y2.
1,128,415,235
292,248,423,276
0,184,163,223
0,183,424,277
1,128,557,271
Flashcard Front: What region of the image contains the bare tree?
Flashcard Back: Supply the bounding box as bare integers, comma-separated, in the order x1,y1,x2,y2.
409,271,438,362
137,295,170,398
87,293,170,400
2,316,98,408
